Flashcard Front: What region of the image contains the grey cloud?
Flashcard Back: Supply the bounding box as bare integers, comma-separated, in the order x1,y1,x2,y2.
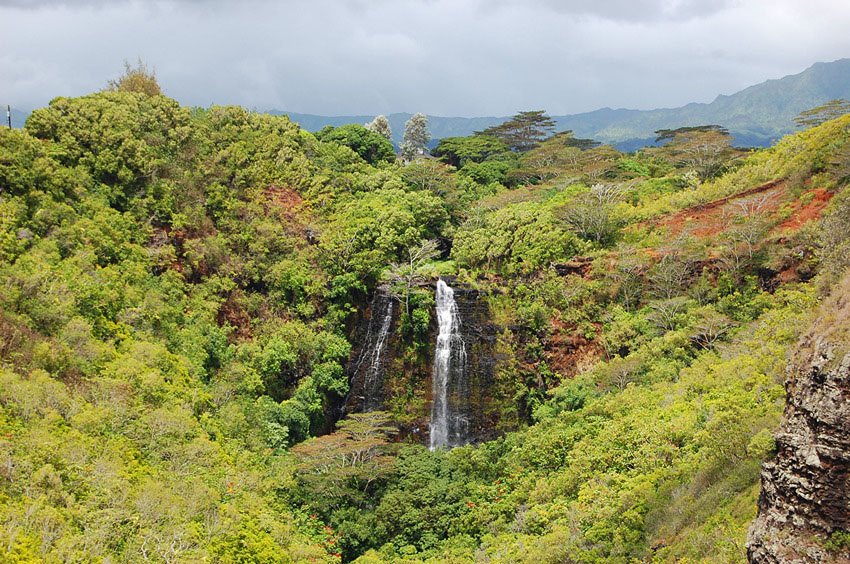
0,0,215,8
0,0,121,7
1,0,849,116
489,0,738,22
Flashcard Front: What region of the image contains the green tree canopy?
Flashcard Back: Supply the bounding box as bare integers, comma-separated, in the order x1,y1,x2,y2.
653,125,739,182
654,124,730,143
25,91,191,209
315,123,396,165
516,130,602,183
452,201,582,273
431,135,510,167
477,110,556,152
793,98,850,129
105,58,162,96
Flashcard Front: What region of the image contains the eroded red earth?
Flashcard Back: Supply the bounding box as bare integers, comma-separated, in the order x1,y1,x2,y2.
644,180,833,242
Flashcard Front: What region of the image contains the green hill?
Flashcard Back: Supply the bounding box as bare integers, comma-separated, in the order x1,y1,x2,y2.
274,58,850,149
560,58,850,147
2,77,850,563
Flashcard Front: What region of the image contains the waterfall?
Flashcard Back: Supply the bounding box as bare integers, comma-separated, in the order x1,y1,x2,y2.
429,279,469,450
363,301,393,411
346,289,395,413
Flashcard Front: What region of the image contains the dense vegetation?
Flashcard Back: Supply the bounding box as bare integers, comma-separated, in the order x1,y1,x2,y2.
1,75,850,563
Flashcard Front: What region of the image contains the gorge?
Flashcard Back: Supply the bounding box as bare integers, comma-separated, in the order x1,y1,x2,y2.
4,77,850,562
346,279,492,449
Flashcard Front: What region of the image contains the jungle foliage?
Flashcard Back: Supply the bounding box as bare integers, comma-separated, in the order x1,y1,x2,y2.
2,84,850,563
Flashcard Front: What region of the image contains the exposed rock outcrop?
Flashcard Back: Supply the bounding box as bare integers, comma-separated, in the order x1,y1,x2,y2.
344,280,500,446
345,286,398,415
747,276,850,563
443,283,500,444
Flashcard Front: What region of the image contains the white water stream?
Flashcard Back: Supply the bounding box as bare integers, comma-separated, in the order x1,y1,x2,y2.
429,279,468,450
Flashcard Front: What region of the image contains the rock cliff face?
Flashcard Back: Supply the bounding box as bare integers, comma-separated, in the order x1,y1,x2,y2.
344,281,501,446
440,284,500,445
748,277,850,562
345,286,398,415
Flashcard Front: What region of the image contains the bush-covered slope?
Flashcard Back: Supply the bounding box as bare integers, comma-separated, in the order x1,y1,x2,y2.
1,89,850,562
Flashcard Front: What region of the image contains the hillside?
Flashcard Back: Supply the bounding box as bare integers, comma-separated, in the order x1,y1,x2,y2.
561,58,850,148
2,81,850,563
273,58,850,149
748,272,850,562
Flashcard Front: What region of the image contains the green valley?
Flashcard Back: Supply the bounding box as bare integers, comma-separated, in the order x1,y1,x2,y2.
2,67,850,563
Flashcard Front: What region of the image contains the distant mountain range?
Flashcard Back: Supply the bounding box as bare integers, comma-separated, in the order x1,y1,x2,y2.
272,58,850,150
6,107,27,129
7,59,850,150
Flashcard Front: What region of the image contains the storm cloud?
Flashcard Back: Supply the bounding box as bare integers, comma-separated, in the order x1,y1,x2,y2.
2,0,850,116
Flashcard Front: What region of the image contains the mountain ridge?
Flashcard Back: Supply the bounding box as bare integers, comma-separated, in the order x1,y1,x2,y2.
271,58,850,150
8,59,850,150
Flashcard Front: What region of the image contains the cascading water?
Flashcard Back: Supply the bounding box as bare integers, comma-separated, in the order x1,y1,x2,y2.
429,279,469,450
363,301,393,411
346,289,395,413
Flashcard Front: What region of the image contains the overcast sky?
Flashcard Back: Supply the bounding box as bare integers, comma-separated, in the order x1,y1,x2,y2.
2,0,850,116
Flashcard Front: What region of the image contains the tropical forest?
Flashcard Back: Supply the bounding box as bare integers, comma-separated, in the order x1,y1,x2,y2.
2,62,850,564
